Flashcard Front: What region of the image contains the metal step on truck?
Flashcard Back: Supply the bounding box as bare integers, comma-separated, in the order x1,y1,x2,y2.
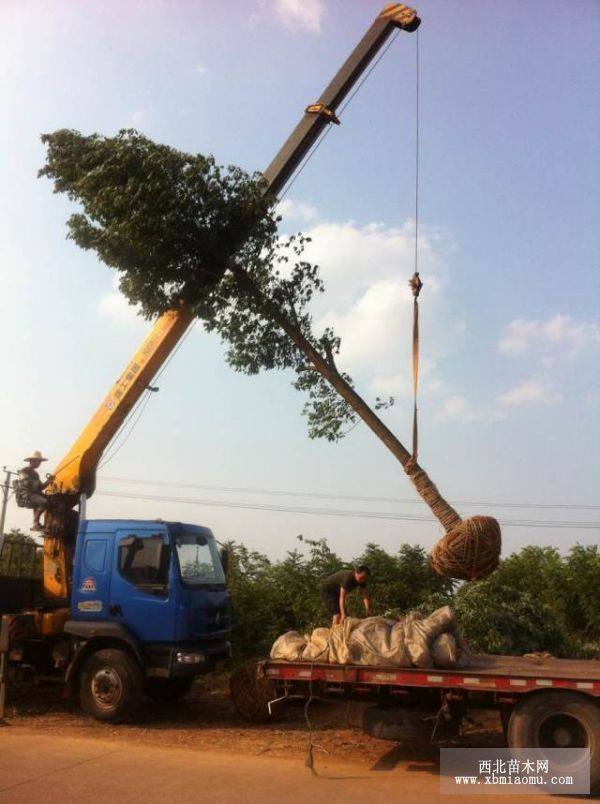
231,652,600,791
0,519,231,722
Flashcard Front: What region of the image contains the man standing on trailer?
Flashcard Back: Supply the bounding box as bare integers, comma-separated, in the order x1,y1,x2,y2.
320,566,372,625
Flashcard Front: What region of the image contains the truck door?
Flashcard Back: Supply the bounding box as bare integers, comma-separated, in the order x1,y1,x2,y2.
108,528,175,643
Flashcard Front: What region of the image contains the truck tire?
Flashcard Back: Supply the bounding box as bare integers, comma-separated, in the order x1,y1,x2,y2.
80,648,144,723
508,691,600,793
145,677,195,703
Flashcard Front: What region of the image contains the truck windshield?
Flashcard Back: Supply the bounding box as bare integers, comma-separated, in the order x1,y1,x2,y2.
174,532,225,586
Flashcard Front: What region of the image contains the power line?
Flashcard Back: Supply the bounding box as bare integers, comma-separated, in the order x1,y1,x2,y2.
95,489,599,531
99,475,600,512
97,392,154,470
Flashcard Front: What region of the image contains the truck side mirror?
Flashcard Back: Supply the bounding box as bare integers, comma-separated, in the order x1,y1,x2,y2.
219,546,229,577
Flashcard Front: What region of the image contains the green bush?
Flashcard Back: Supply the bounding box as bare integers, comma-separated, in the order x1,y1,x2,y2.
0,529,42,578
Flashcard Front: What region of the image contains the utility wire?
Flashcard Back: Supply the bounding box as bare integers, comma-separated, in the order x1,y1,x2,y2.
98,475,600,512
97,392,154,470
95,489,599,530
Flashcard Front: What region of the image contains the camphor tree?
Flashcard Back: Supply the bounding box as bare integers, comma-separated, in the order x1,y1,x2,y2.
39,129,499,578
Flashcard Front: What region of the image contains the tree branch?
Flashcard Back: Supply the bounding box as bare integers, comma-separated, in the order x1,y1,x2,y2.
322,337,338,371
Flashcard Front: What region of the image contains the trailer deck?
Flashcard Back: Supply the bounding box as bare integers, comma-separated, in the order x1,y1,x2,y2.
264,654,600,696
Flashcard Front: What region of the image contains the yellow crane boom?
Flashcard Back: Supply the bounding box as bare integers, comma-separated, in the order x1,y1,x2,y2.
47,304,194,499
41,4,420,601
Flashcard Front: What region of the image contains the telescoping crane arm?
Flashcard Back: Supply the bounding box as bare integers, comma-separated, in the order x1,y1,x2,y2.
43,4,420,599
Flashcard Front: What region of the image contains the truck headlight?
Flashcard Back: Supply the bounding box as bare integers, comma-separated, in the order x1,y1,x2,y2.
175,651,205,665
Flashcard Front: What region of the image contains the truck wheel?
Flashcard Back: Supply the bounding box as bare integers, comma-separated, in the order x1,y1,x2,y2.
145,677,195,703
508,691,600,793
80,648,144,723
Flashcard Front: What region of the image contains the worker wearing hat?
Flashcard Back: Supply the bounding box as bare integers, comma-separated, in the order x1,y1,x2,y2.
15,451,54,532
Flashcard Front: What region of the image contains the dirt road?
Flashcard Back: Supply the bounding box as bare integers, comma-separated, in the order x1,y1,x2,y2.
0,731,575,803
0,676,576,802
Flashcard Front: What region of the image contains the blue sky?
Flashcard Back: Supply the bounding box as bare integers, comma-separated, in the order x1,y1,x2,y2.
1,0,598,559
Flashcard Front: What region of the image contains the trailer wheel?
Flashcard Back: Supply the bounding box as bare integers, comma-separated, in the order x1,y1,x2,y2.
230,661,275,722
80,648,144,723
145,677,195,703
508,691,600,792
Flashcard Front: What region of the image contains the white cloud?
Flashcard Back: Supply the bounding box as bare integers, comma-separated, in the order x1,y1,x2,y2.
195,63,207,75
436,395,475,423
497,376,560,408
292,218,461,400
97,276,141,324
274,0,323,33
585,390,600,407
491,313,598,416
276,198,318,223
92,206,580,429
435,395,504,424
498,314,600,357
128,109,146,126
436,373,562,423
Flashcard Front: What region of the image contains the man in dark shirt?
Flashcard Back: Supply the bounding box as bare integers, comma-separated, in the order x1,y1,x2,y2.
320,566,371,625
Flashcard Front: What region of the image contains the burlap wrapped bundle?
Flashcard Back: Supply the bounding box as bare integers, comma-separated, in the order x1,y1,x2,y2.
302,627,330,662
328,618,359,663
403,611,430,667
430,515,501,581
269,607,471,670
389,620,412,666
431,633,458,669
348,618,400,666
270,630,306,661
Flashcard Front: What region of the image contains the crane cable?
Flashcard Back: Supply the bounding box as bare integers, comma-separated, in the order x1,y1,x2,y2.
279,29,401,201
408,28,422,466
98,320,197,470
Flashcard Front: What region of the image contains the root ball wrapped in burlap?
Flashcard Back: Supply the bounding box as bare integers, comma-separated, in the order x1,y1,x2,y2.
430,515,501,581
270,607,471,670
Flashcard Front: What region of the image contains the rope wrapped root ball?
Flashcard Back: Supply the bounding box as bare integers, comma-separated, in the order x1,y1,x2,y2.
430,515,501,581
229,660,275,723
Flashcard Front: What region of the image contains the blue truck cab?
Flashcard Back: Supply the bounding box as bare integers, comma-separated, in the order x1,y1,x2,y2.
61,519,231,721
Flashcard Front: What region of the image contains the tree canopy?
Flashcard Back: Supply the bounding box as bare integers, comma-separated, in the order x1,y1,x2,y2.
40,128,367,442
39,128,464,540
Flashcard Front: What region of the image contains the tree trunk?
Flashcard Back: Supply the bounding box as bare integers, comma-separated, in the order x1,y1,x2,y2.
231,264,462,533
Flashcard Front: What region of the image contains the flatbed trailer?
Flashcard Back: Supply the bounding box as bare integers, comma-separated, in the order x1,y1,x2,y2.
231,653,600,790
264,654,600,697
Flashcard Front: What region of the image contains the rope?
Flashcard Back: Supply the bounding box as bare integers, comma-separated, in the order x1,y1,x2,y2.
303,623,330,775
408,30,422,464
414,28,420,281
409,272,422,462
304,669,317,774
